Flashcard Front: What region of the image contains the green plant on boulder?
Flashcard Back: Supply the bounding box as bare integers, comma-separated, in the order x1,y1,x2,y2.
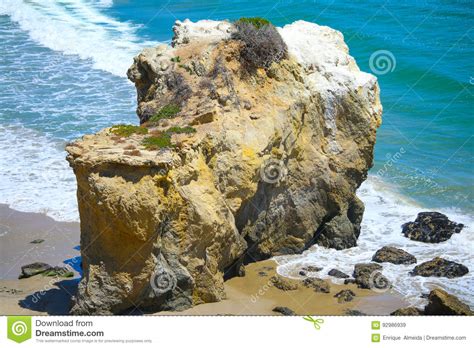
235,17,271,29
149,104,181,123
167,126,196,134
110,124,148,137
170,56,181,63
142,133,172,150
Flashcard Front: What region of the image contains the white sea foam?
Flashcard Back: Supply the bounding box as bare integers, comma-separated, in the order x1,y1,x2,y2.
0,0,157,77
0,124,78,221
275,175,474,308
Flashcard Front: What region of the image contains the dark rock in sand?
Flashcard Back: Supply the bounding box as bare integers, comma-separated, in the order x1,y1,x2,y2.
328,268,349,278
410,257,468,278
353,263,390,291
272,276,299,291
334,289,356,303
273,306,295,316
30,239,45,244
345,309,367,316
344,278,356,285
390,307,423,316
302,278,330,293
402,212,463,243
372,246,416,265
19,262,52,279
258,271,268,277
424,289,473,315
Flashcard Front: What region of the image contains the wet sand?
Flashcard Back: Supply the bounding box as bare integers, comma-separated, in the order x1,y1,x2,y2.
0,204,80,280
0,205,408,316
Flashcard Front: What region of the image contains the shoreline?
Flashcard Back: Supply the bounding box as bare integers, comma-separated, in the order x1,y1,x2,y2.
0,204,409,316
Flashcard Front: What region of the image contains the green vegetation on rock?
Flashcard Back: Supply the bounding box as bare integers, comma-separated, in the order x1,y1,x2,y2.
167,126,196,134
110,124,148,137
149,104,181,123
142,133,172,150
236,17,271,29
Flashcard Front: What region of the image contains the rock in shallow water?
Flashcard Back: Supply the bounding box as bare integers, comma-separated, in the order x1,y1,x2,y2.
402,212,463,243
372,246,417,265
328,268,350,278
65,19,382,314
410,257,469,278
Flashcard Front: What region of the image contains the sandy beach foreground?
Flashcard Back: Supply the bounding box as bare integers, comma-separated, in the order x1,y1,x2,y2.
0,205,407,316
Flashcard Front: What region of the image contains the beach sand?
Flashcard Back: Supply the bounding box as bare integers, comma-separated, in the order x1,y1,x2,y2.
0,206,408,316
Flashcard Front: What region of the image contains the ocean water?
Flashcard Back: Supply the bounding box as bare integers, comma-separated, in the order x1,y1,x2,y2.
0,1,472,306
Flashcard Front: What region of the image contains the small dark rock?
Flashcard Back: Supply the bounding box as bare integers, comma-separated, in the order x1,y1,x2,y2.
301,265,322,273
410,257,469,278
302,278,330,293
391,307,423,316
345,309,367,316
334,289,356,303
344,278,356,285
43,266,74,278
402,212,463,243
272,306,295,316
424,289,473,315
258,271,268,277
328,268,349,279
237,264,246,277
30,239,45,244
372,246,417,265
19,262,52,279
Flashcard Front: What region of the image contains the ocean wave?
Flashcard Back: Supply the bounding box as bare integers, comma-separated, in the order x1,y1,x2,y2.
275,175,474,308
0,0,157,77
0,124,78,221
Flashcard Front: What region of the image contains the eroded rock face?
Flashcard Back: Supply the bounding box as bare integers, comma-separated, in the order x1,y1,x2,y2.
424,289,473,315
402,212,464,243
66,20,382,314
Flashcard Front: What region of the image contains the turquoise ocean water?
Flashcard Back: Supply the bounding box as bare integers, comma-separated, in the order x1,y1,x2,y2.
0,1,473,306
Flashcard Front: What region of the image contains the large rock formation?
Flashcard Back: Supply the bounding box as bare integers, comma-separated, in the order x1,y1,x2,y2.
66,19,382,314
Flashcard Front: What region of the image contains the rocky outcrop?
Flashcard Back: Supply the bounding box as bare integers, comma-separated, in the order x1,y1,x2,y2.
372,246,417,265
402,212,463,243
410,257,469,278
66,19,381,314
424,289,473,315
